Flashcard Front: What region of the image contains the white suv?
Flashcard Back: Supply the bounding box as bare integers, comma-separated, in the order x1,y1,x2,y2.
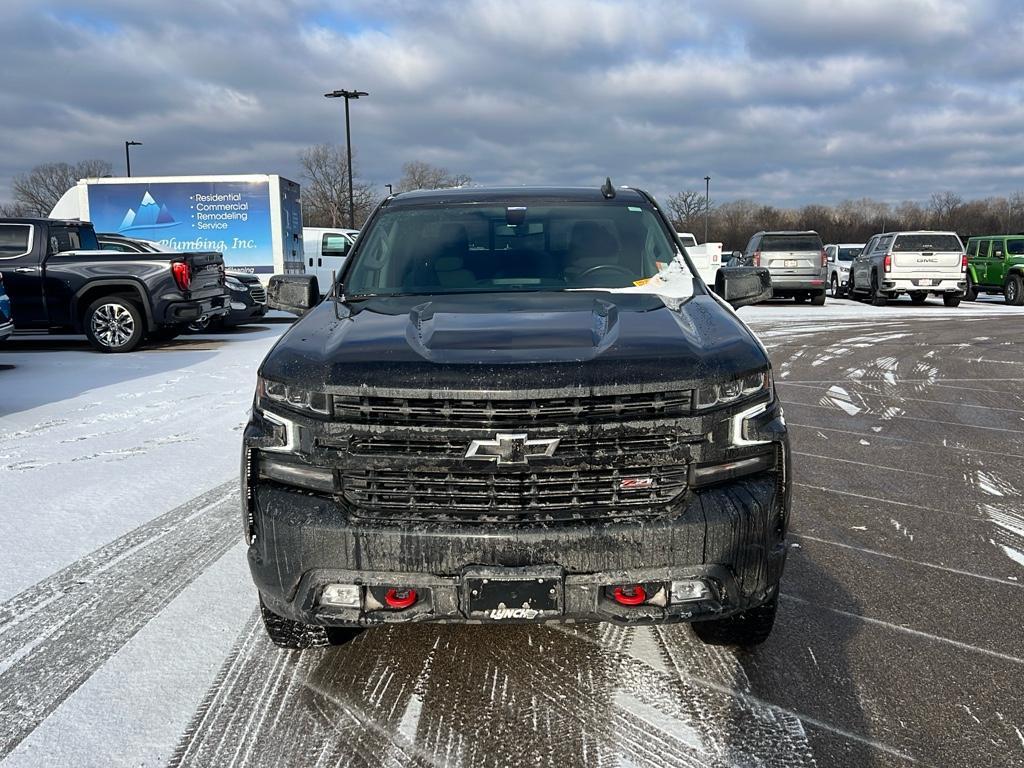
825,243,863,298
849,231,966,307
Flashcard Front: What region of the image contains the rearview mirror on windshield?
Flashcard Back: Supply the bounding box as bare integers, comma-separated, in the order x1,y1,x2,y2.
715,266,772,309
268,274,319,315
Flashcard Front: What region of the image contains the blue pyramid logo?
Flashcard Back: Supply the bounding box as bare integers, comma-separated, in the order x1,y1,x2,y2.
118,190,179,232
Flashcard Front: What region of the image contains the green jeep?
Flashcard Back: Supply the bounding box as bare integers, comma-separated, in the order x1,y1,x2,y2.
964,235,1024,305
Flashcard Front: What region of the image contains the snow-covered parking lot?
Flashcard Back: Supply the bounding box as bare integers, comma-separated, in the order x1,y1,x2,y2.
2,296,1023,767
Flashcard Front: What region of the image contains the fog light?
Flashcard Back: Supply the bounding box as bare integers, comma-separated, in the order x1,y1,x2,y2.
671,579,710,603
320,583,361,609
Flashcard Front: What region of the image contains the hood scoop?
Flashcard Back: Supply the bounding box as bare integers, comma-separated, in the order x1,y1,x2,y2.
406,298,620,363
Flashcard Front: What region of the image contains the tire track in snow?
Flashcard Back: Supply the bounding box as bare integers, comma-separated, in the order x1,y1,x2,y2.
170,618,818,768
0,480,241,758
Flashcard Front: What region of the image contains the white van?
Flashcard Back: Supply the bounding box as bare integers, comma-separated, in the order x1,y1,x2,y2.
677,232,723,286
303,227,358,295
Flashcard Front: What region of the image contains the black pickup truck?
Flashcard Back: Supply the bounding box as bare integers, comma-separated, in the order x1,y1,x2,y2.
244,184,787,650
0,218,228,352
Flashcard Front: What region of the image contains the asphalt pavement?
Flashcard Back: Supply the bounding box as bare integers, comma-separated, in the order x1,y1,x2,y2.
1,303,1022,767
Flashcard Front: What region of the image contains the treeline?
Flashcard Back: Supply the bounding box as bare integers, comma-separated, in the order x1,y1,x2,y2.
667,190,1024,250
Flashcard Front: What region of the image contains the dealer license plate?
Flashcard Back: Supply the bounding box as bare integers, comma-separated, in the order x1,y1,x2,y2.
785,259,797,267
918,279,933,286
464,566,562,620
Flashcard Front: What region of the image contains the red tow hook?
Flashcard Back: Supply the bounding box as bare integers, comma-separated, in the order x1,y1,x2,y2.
612,585,647,606
384,588,418,610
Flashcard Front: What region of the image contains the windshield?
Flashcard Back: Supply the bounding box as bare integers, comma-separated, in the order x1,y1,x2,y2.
344,202,686,296
838,247,861,261
892,234,962,252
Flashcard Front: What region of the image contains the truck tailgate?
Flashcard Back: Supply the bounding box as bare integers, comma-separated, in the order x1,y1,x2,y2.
892,251,961,275
184,251,225,296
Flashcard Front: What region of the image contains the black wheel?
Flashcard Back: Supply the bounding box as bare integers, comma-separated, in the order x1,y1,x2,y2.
909,292,928,305
259,596,361,650
692,594,778,648
84,296,145,353
1006,274,1024,306
848,270,859,299
810,290,826,306
943,293,962,308
964,273,978,301
870,273,887,306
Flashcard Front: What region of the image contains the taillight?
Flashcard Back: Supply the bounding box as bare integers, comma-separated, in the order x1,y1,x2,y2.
961,253,968,272
171,262,191,292
820,249,827,268
753,250,761,267
883,254,892,273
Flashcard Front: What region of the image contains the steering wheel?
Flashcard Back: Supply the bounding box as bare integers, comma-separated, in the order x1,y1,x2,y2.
577,264,635,281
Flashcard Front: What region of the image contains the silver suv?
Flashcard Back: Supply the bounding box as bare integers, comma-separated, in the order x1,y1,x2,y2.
849,231,966,307
740,231,826,305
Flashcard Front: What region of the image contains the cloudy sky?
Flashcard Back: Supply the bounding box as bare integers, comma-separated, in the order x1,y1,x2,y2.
3,0,1023,207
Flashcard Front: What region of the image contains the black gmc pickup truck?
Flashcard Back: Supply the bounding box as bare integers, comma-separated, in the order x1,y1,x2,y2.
244,184,788,650
0,218,228,352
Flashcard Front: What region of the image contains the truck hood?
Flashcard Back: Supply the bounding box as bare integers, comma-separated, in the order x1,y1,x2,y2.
260,291,768,391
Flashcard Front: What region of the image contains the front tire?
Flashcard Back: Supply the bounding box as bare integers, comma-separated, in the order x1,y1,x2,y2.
692,594,778,648
943,293,962,308
964,273,978,301
259,597,361,650
84,296,145,353
1006,274,1024,306
830,274,844,298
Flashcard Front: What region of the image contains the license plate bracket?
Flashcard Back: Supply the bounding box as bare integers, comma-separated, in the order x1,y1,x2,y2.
463,565,563,620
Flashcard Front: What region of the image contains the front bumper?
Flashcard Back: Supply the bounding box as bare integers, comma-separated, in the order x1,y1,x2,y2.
245,464,790,629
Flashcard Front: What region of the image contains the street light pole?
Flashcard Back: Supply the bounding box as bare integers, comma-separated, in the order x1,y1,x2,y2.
704,175,711,244
324,89,369,228
125,141,142,177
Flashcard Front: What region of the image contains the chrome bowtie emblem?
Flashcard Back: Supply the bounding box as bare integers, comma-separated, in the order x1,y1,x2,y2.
464,432,561,465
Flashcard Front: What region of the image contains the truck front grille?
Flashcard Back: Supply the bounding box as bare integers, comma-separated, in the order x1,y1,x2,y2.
249,284,268,304
331,389,692,427
342,432,688,459
341,465,689,522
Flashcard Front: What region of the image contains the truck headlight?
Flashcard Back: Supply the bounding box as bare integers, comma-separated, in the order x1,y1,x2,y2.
695,370,771,411
257,376,330,416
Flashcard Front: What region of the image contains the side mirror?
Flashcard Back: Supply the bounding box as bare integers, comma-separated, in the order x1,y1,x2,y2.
268,274,319,315
715,266,772,309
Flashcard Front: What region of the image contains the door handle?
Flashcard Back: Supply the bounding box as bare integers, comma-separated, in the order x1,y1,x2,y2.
14,267,35,273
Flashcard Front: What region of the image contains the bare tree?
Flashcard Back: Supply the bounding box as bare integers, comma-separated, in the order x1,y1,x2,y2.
396,161,471,193
299,144,378,228
664,190,710,234
928,191,964,229
11,159,112,216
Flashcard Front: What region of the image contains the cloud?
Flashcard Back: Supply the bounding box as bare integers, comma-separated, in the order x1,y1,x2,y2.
1,0,1023,209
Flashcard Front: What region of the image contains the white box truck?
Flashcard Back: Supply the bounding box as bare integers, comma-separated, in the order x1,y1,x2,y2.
49,174,304,279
